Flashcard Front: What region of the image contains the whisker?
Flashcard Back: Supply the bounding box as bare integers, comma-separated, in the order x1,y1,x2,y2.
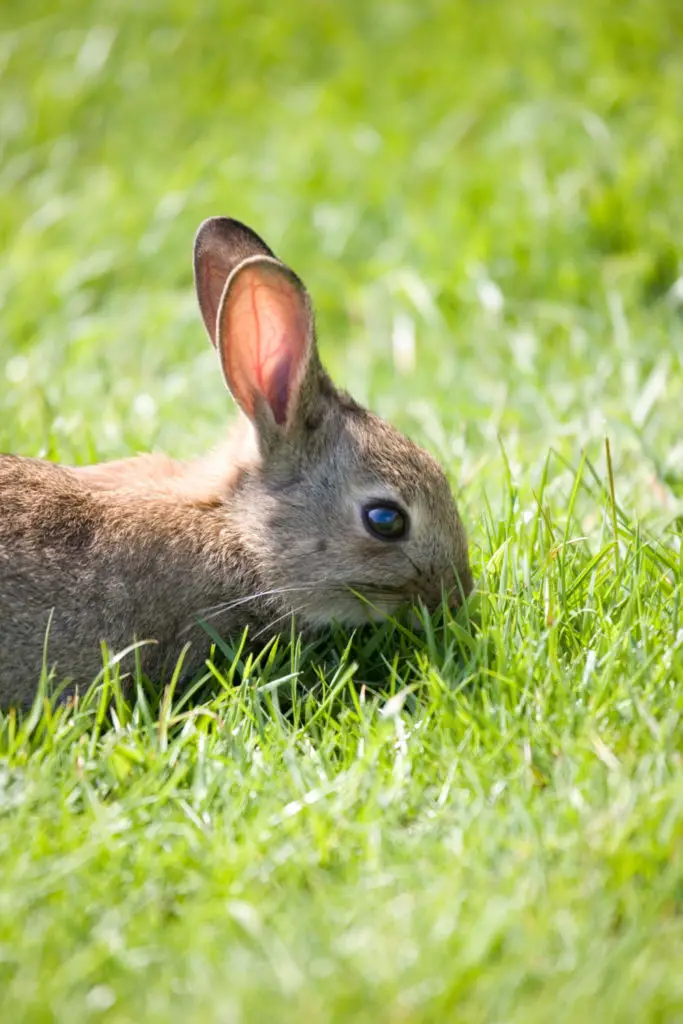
251,602,311,642
346,583,411,600
185,576,413,643
191,583,322,620
182,583,327,635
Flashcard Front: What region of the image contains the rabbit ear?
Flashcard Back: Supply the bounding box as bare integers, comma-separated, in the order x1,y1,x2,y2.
215,255,316,431
193,217,276,347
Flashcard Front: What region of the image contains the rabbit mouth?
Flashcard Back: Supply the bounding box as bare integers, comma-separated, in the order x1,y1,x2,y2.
185,577,453,643
338,577,470,623
302,578,463,629
317,583,415,626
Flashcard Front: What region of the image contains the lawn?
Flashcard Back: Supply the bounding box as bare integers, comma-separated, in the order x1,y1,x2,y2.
1,0,683,1020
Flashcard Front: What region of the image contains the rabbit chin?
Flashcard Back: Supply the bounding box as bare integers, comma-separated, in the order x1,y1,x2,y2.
300,594,402,630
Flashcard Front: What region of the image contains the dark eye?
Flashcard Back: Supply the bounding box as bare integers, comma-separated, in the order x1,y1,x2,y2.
362,502,408,541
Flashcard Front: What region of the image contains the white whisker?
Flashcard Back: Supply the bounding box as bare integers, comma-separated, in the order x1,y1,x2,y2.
182,583,325,635
251,602,311,642
191,583,319,620
183,577,408,644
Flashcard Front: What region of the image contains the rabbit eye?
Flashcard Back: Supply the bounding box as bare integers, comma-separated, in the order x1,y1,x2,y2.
362,502,408,541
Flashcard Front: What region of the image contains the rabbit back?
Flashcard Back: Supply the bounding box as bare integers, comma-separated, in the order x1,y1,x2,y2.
0,454,257,705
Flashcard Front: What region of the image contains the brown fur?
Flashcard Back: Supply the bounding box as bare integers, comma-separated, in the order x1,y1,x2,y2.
0,217,473,706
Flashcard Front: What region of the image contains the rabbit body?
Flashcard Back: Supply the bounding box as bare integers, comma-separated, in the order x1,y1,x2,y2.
0,449,259,704
0,218,472,706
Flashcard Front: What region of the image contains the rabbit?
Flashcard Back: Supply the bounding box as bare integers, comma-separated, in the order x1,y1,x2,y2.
0,217,473,707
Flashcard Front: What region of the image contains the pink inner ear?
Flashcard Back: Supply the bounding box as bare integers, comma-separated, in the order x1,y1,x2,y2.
217,261,310,427
199,256,234,347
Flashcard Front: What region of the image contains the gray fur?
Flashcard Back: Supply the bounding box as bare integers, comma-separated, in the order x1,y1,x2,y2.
0,217,473,706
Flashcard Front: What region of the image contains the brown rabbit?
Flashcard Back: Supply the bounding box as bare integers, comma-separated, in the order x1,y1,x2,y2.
0,218,473,706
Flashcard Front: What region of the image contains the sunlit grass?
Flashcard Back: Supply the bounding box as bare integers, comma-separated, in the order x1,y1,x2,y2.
1,0,683,1020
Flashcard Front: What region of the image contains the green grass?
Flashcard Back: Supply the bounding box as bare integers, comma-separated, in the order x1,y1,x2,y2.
1,0,683,1020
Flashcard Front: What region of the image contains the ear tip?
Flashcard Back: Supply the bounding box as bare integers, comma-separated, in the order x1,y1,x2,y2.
194,216,242,255
193,217,275,260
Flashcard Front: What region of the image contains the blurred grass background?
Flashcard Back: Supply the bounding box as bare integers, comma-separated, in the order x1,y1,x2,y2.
1,1,683,1021
2,0,682,514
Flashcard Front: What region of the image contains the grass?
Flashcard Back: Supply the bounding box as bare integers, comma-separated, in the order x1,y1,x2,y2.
1,0,683,1019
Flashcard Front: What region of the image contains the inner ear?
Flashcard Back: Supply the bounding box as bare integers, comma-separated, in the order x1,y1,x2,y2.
216,256,314,428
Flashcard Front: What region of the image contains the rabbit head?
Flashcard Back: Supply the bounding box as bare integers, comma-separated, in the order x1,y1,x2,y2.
194,218,473,631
